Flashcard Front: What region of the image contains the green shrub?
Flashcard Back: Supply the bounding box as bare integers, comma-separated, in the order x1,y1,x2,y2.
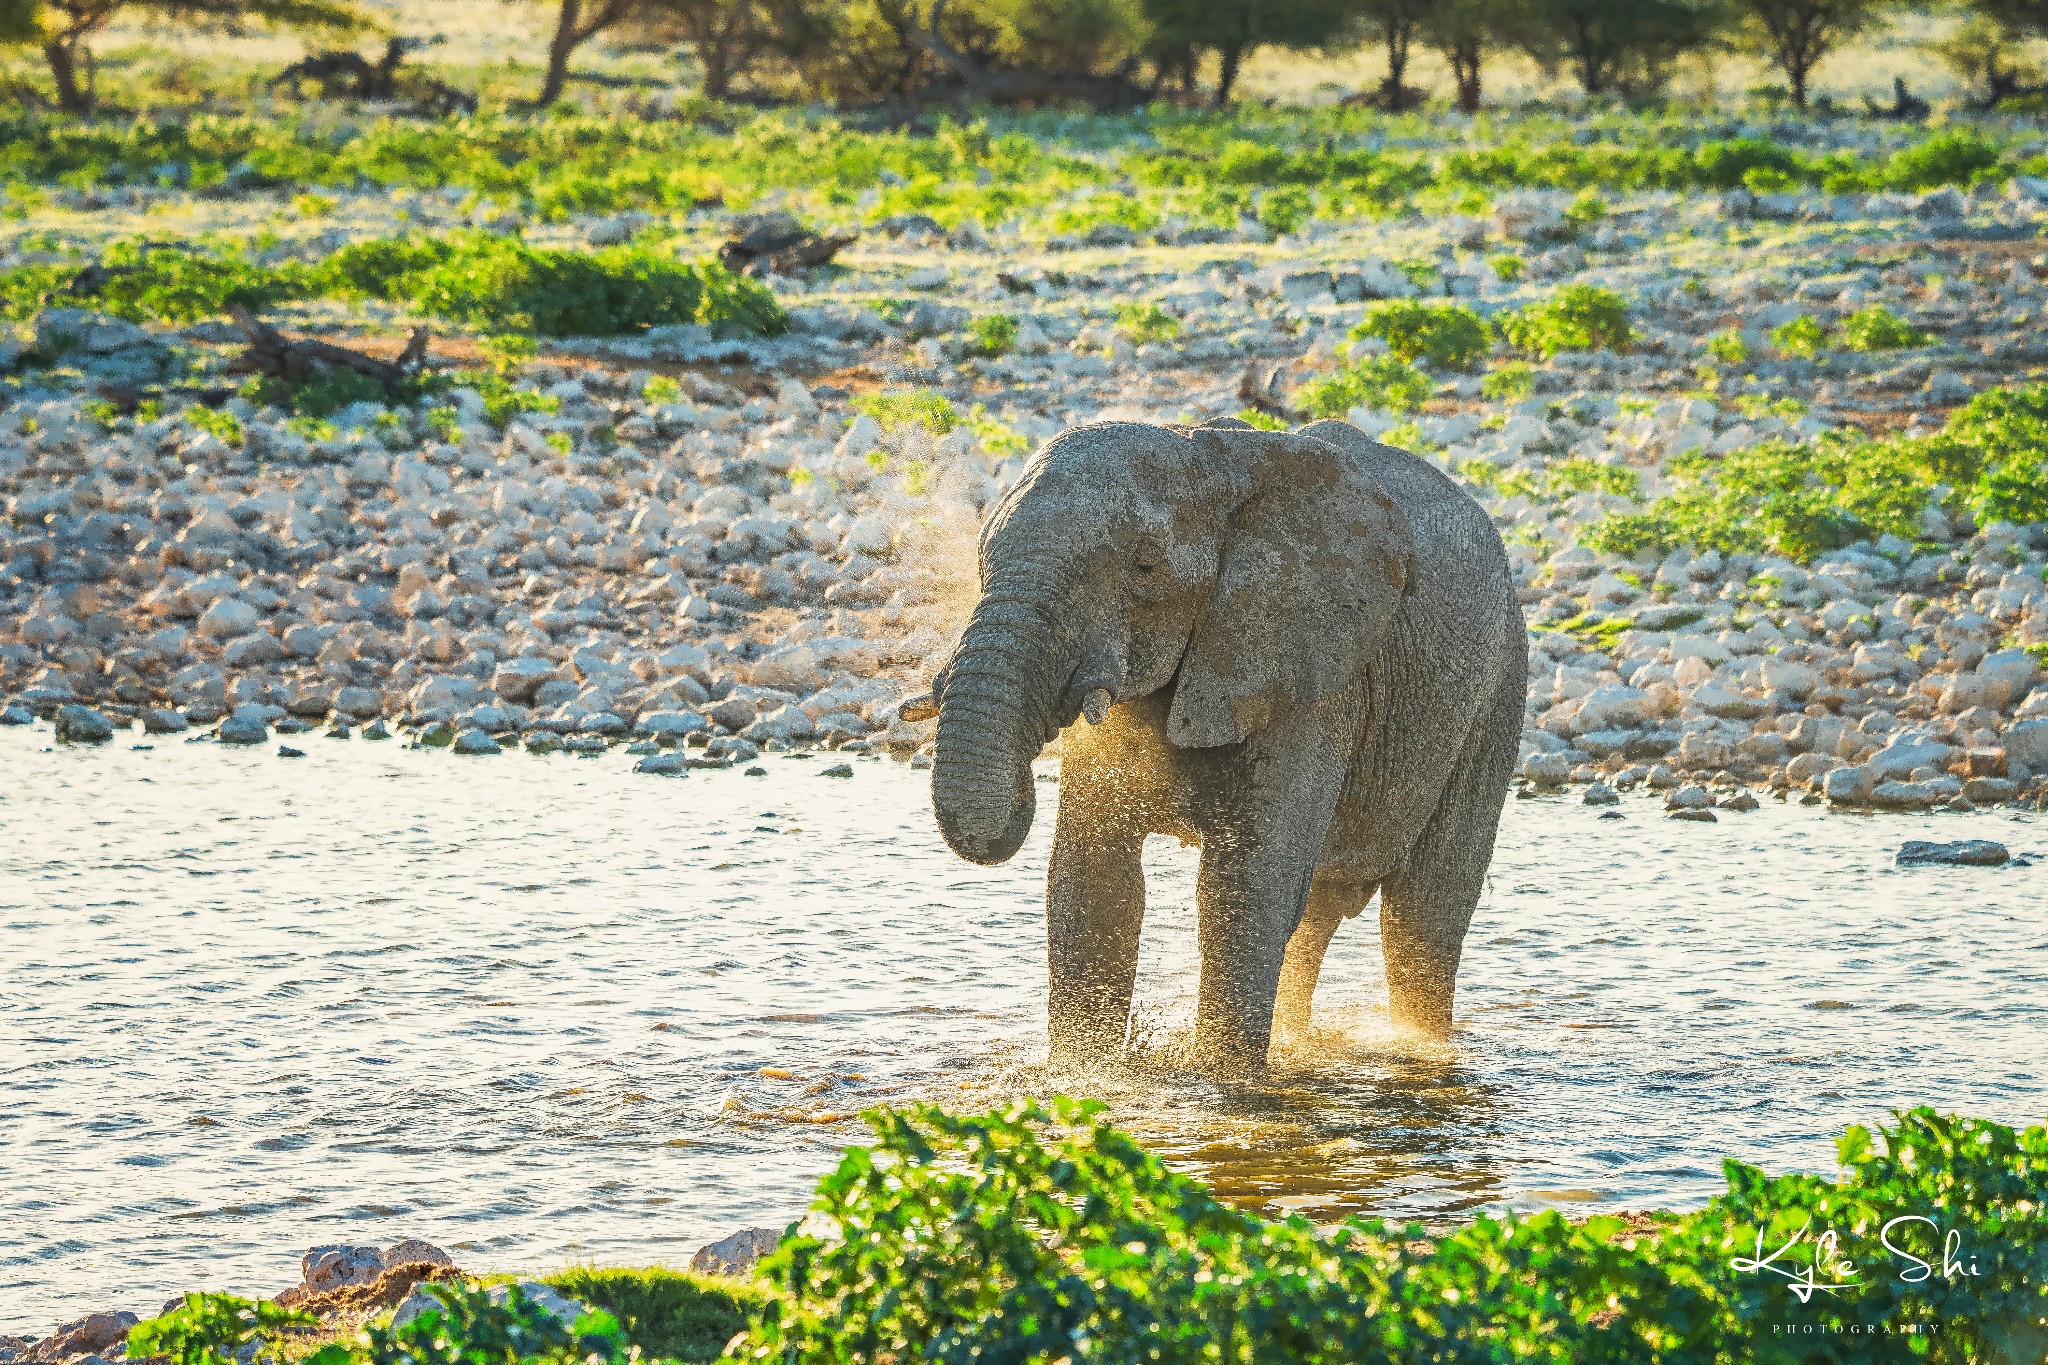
1582,385,2048,559
0,242,305,324
643,374,683,404
854,388,957,434
1770,314,1828,358
351,1282,622,1365
1480,361,1536,402
1113,301,1180,344
1255,185,1312,236
1499,284,1633,356
183,405,243,446
1838,304,1932,352
1704,329,1748,364
739,1098,2048,1365
968,313,1018,355
1293,354,1431,418
1235,407,1288,430
1350,299,1490,370
1884,128,2005,190
1490,253,1525,282
541,1267,758,1363
128,1293,310,1365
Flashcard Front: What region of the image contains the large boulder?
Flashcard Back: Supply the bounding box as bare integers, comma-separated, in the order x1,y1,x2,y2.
53,704,115,744
690,1226,783,1277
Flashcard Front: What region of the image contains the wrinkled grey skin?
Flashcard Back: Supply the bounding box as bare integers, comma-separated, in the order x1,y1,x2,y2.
917,417,1526,1073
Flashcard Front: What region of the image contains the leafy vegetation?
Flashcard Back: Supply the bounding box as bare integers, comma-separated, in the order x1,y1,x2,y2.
1480,361,1537,402
967,313,1018,356
1294,355,1433,418
1770,314,1828,358
740,1097,2046,1365
1584,381,2048,559
0,234,785,339
1113,301,1181,345
1350,299,1491,370
88,1094,2048,1365
1498,284,1634,357
852,388,960,435
1837,304,1934,352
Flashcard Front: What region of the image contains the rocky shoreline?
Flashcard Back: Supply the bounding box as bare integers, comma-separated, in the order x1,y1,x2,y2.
15,161,2048,817
0,1230,785,1354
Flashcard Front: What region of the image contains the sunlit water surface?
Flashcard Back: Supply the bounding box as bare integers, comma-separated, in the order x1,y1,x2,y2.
4,728,2045,1328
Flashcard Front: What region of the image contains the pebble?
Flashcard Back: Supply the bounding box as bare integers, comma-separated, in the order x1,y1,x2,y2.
277,745,304,758
820,763,854,778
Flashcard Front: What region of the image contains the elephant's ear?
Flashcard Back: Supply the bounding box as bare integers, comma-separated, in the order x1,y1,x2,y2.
1166,427,1418,749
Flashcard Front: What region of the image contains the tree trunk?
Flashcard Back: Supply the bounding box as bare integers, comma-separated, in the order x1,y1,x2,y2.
45,38,90,114
1214,42,1243,106
1451,38,1482,113
1380,20,1413,111
1788,56,1809,109
537,0,582,106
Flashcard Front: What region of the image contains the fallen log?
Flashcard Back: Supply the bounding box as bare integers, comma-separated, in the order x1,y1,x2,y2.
225,307,430,396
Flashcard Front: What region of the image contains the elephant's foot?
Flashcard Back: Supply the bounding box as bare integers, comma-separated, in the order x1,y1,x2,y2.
1386,986,1454,1039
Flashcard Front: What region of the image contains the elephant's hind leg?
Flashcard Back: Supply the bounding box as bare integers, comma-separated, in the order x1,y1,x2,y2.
1379,667,1521,1038
1274,877,1373,1040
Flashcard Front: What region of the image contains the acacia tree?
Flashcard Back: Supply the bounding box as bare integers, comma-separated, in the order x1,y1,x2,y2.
618,0,766,99
5,0,357,113
1418,0,1527,111
1141,0,1353,104
1520,0,1729,98
524,0,639,106
1734,0,1891,106
1355,0,1429,110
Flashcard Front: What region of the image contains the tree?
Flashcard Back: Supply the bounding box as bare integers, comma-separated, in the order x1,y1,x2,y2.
1950,0,2048,103
1519,0,1729,99
1141,0,1352,104
1732,0,1891,107
1418,0,1529,112
1355,0,1429,110
524,0,639,106
4,0,358,113
618,0,767,99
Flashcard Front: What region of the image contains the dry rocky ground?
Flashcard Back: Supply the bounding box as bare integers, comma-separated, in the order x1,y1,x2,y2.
12,171,2048,819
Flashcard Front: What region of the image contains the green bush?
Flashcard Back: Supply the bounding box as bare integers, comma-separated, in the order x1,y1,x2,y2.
738,1098,2048,1365
968,313,1018,355
0,243,306,324
1837,304,1932,352
1499,284,1633,356
1293,354,1432,418
1490,253,1525,282
128,1293,310,1365
853,387,957,434
542,1267,759,1363
1350,300,1490,370
1704,329,1748,364
1770,314,1827,358
1583,382,2048,558
1114,301,1181,344
1480,361,1536,402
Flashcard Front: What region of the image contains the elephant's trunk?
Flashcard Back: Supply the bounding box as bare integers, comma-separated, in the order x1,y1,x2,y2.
931,591,1059,866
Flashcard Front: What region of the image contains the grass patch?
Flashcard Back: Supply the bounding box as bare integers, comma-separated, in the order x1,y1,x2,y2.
967,313,1017,356
540,1266,761,1363
1770,314,1827,358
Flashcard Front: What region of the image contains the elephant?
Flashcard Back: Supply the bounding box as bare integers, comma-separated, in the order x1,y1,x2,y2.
901,416,1527,1073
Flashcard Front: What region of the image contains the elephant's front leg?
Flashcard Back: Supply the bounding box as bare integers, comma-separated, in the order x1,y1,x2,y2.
1045,779,1146,1068
1192,745,1349,1073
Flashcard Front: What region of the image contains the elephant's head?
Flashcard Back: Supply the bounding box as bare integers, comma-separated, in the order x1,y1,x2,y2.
912,418,1418,866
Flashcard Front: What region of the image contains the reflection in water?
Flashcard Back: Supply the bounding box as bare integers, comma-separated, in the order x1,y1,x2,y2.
1,728,2043,1327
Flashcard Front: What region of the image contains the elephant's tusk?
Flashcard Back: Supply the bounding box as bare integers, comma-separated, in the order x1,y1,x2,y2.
897,692,939,722
1081,688,1113,726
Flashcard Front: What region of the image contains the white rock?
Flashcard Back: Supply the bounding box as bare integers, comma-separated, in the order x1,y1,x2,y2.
195,597,260,640
690,1226,782,1276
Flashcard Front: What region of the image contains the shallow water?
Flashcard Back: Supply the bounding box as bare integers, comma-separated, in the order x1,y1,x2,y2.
3,727,2045,1329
